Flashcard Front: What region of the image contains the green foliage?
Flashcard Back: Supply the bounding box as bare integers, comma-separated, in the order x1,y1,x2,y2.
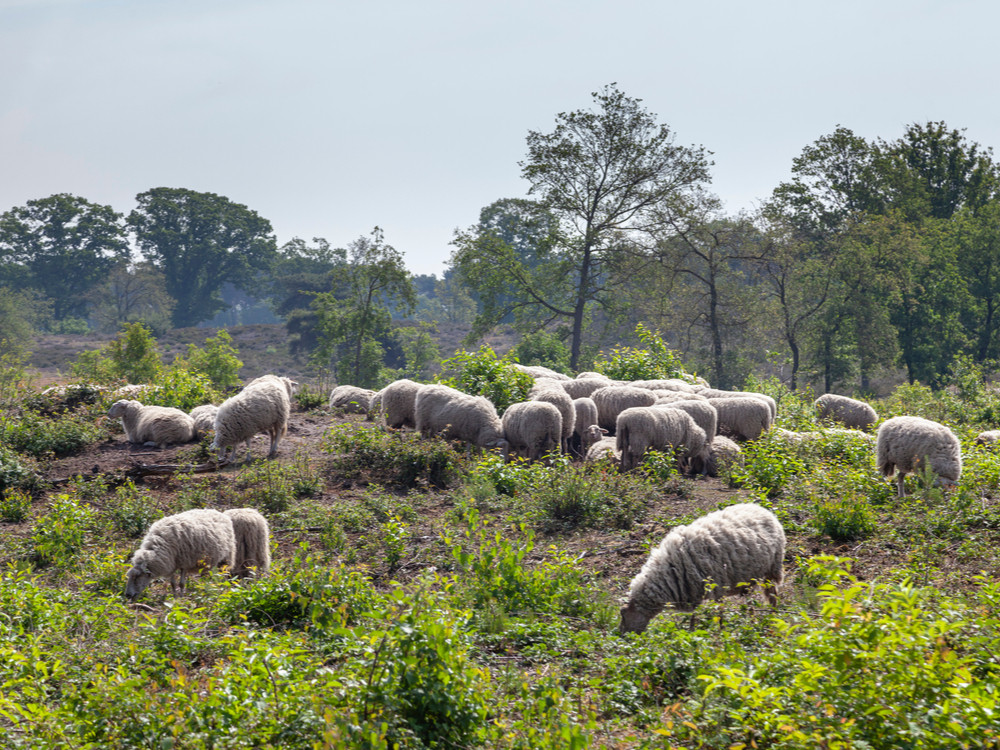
324,422,459,489
437,344,533,413
394,321,440,379
813,493,877,541
593,324,689,381
141,365,220,412
729,438,809,499
103,480,161,538
293,383,326,411
0,489,31,523
1,410,104,458
184,329,243,389
511,330,571,373
70,321,163,384
31,494,95,567
236,456,323,515
524,458,649,530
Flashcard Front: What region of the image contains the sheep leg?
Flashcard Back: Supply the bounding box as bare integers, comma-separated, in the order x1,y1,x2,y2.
169,571,179,596
896,472,907,498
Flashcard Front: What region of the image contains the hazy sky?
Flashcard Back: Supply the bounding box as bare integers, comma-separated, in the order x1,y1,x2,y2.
3,0,997,276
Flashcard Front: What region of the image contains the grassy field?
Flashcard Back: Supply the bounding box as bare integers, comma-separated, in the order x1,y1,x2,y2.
1,369,999,748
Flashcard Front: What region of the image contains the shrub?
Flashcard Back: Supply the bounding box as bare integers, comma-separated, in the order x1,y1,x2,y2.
32,494,96,566
104,479,161,538
293,384,326,411
71,322,163,384
437,345,533,414
510,330,571,374
593,323,690,381
185,329,243,390
814,493,877,541
0,445,37,494
1,410,104,458
323,423,459,488
0,489,31,523
141,366,220,412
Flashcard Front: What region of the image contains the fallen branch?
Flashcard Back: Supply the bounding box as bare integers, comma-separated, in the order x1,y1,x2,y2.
126,458,232,477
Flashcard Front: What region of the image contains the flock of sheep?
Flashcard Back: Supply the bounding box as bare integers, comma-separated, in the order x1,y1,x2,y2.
102,362,983,633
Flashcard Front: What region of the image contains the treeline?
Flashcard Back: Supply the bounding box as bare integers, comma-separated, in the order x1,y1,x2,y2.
4,85,1000,392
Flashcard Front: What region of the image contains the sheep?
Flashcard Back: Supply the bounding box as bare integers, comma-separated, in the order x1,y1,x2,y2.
575,371,610,381
560,377,613,400
619,503,785,634
512,364,572,381
585,436,621,465
815,393,878,430
656,399,718,443
224,508,271,578
374,378,422,429
707,397,773,441
975,430,1000,447
629,379,697,393
698,434,743,477
414,384,509,455
530,379,575,453
502,401,562,461
329,385,377,414
107,399,197,448
212,374,295,462
699,389,777,421
124,508,236,600
366,388,384,421
189,404,219,438
592,386,658,434
569,396,606,457
876,416,962,497
616,406,707,473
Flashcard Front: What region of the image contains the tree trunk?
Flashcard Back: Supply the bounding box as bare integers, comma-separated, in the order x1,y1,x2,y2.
569,241,594,372
709,277,724,388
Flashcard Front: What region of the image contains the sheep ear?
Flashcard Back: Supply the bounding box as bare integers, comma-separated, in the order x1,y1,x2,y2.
600,427,609,434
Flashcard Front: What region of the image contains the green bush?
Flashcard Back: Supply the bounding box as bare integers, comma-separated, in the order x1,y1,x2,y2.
0,445,36,494
593,323,690,381
0,489,31,523
32,494,96,567
437,345,533,414
814,493,877,541
1,410,104,458
141,366,220,412
293,383,326,411
104,480,161,538
510,330,571,374
185,329,243,390
70,322,163,384
323,423,459,488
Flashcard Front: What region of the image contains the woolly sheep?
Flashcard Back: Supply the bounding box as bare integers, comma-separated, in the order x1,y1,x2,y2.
107,399,197,448
560,377,613,400
815,393,878,430
414,384,509,455
224,508,271,578
975,430,1000,447
575,371,610,381
569,396,606,457
592,386,658,434
585,436,621,465
375,378,422,429
619,503,785,634
876,416,962,497
698,434,743,477
502,400,562,461
329,385,377,414
699,389,776,421
707,397,773,441
212,374,295,461
124,508,236,599
656,399,718,443
616,406,707,473
189,404,219,438
530,380,575,453
512,364,572,381
629,379,697,393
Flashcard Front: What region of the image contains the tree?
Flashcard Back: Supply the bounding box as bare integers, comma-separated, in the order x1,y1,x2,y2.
88,262,175,334
310,228,415,386
128,188,278,327
0,193,130,320
454,85,711,370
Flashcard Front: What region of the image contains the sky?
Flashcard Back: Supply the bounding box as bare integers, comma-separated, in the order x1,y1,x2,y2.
2,0,998,277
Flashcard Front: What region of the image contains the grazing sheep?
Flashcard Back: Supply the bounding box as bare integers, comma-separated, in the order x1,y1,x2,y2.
124,508,236,600
224,508,271,578
512,364,572,381
707,397,773,441
569,397,606,457
592,386,658,434
375,378,422,429
189,404,219,438
616,406,707,473
329,385,377,414
629,379,697,393
620,503,785,634
561,378,613,400
107,399,197,448
212,375,295,462
657,399,718,443
876,416,962,497
414,384,509,455
699,389,777,421
975,430,1000,447
502,401,562,461
697,434,743,477
585,436,621,465
815,393,878,430
530,380,575,453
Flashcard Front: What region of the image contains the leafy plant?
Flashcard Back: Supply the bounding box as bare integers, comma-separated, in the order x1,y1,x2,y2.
32,494,96,566
814,493,877,541
0,489,31,523
437,345,533,414
184,329,243,389
1,410,104,458
323,423,459,488
593,324,690,381
141,365,220,411
70,321,163,384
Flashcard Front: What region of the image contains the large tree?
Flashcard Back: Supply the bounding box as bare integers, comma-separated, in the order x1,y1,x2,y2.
455,85,712,370
128,188,277,327
0,193,130,320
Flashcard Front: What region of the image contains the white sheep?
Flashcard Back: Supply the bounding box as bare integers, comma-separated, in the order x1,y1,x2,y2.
189,404,219,438
657,399,718,443
585,436,621,465
561,378,613,400
502,400,562,461
620,503,785,634
329,385,377,414
629,378,697,393
975,430,1000,447
107,399,197,448
699,388,777,421
374,378,422,429
124,508,236,599
574,371,609,381
707,397,774,441
616,406,707,473
414,384,509,455
569,396,606,457
512,364,572,380
224,508,271,578
212,375,295,461
876,416,962,497
698,434,743,477
592,386,658,434
815,393,878,430
530,379,575,453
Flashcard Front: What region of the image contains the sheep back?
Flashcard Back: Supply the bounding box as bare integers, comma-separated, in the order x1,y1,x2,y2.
377,378,422,429
224,508,271,577
707,397,773,441
876,416,962,494
108,399,196,446
815,393,878,430
212,376,292,460
620,503,785,633
530,381,575,448
414,384,508,451
502,400,562,461
699,435,743,477
592,386,658,433
329,385,377,414
189,404,219,437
